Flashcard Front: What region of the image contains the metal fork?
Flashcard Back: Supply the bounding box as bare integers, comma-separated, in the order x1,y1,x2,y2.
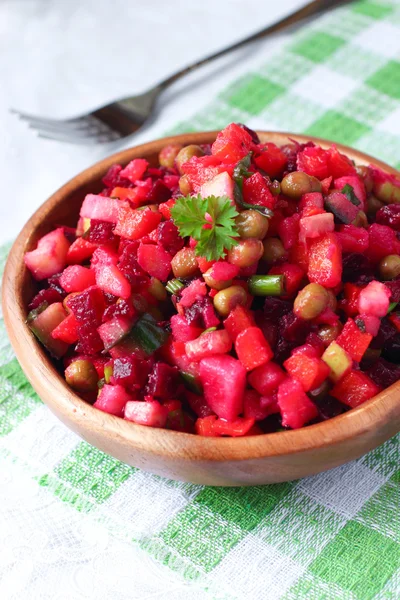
12,0,349,145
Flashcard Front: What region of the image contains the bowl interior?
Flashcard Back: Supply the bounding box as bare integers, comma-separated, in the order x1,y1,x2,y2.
3,130,400,486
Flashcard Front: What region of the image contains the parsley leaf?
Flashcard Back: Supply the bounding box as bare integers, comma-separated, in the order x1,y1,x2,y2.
171,195,239,261
341,184,360,207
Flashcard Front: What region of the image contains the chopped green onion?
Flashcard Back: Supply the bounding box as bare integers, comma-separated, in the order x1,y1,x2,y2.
388,302,398,314
180,371,203,394
26,301,49,323
248,275,285,296
166,279,185,294
130,313,169,355
233,182,274,218
104,364,113,384
341,184,360,207
201,327,217,335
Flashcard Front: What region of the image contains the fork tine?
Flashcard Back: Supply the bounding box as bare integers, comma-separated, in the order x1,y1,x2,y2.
37,128,121,145
11,108,84,127
26,119,106,137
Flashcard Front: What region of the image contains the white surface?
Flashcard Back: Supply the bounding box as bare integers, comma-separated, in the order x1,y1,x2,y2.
0,0,307,246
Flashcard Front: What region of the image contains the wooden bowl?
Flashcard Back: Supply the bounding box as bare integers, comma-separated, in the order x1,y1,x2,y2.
2,131,400,486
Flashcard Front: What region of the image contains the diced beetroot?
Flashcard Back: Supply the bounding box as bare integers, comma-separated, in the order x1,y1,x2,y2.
145,362,179,399
389,312,400,333
289,242,309,271
102,299,136,323
111,187,144,203
292,342,320,358
202,299,221,329
80,194,122,223
321,176,333,194
324,191,359,224
66,237,96,264
24,228,70,281
85,220,117,245
336,224,369,254
283,353,330,392
124,400,169,427
28,287,64,310
170,314,203,342
334,175,366,208
367,358,400,389
185,391,214,417
97,316,134,351
243,172,276,210
114,205,162,241
90,246,119,272
313,307,340,326
356,314,381,337
331,370,380,408
336,319,379,362
278,377,318,429
94,384,134,417
305,333,326,356
297,146,329,180
254,142,287,178
248,361,286,395
235,327,273,371
327,146,356,178
119,158,149,183
199,355,246,420
182,155,233,192
29,302,70,358
95,264,131,299
340,283,364,318
358,280,391,318
200,172,235,202
110,356,142,388
299,213,334,243
279,311,311,343
51,313,79,344
243,389,279,420
179,279,207,308
158,198,176,220
185,329,232,361
212,417,256,437
102,164,129,188
195,415,219,436
269,262,305,297
163,174,180,190
210,261,240,281
157,220,184,255
308,233,342,288
223,305,255,341
137,244,172,282
277,213,300,250
59,265,96,293
211,123,254,163
385,279,400,303
67,286,106,354
376,205,400,232
367,223,400,263
299,192,324,216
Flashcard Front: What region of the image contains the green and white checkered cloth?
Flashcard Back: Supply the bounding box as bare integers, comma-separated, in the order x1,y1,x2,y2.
1,2,400,599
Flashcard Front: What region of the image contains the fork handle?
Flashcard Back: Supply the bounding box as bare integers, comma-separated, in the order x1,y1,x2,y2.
158,0,350,90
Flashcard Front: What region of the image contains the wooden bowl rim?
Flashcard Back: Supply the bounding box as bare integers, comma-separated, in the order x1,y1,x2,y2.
2,130,400,463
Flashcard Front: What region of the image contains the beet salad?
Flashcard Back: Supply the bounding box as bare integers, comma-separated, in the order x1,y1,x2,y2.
24,123,400,436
